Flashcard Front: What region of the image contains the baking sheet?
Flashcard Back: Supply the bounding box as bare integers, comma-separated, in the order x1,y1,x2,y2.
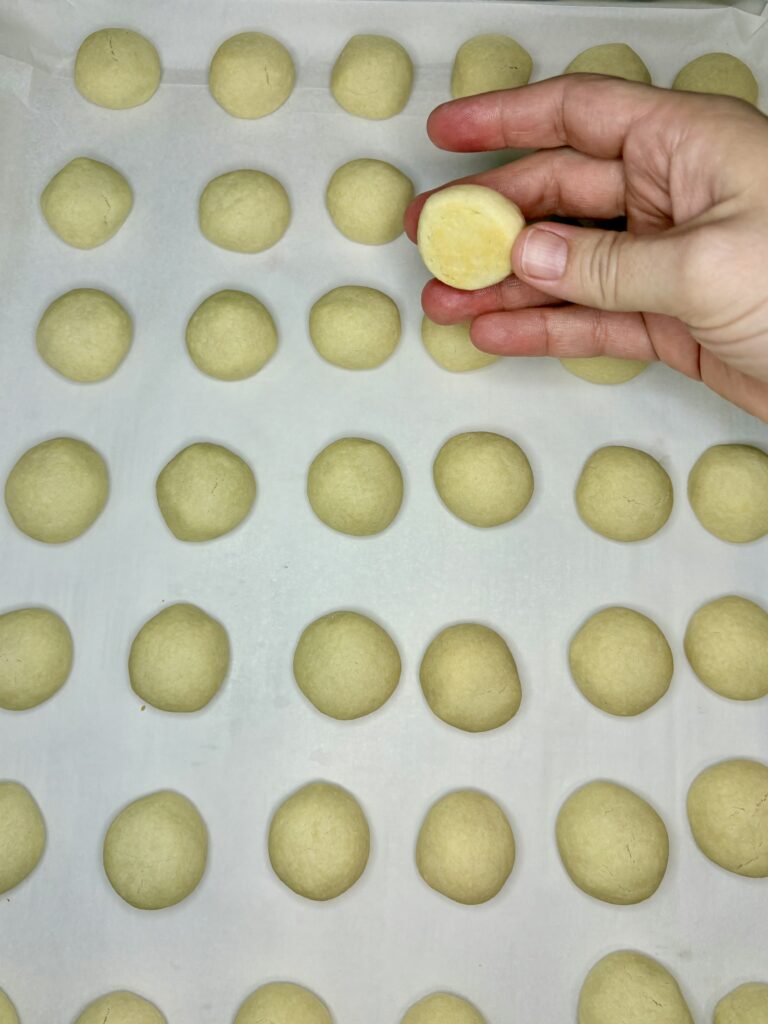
1,1,767,1021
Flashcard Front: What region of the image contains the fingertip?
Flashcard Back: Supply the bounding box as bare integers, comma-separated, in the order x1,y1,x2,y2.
426,101,456,147
404,192,430,242
422,279,473,324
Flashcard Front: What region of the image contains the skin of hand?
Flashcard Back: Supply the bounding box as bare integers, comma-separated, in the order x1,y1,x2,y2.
405,76,768,420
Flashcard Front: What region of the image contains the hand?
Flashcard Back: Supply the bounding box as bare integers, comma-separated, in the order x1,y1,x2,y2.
405,77,768,420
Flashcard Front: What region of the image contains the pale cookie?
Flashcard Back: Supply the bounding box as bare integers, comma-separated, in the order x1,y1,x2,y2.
0,990,19,1024
199,170,290,253
41,158,132,249
5,437,109,544
578,950,693,1024
74,29,161,109
326,159,413,244
715,983,768,1024
186,289,277,381
74,990,166,1024
293,610,401,720
673,53,758,105
687,759,768,877
331,35,413,119
234,982,332,1024
421,317,498,373
688,444,768,543
451,34,532,98
36,288,132,383
560,356,647,385
420,622,522,732
307,437,403,536
268,781,370,901
0,781,46,895
209,33,295,118
103,790,208,909
401,992,486,1024
576,445,673,542
0,607,73,710
309,286,400,370
569,606,673,716
416,789,515,905
556,780,669,904
685,595,768,701
565,43,651,83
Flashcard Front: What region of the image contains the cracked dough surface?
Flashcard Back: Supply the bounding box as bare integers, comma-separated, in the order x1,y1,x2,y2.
401,993,486,1024
687,759,768,877
307,436,403,536
684,595,768,701
578,950,693,1024
234,982,332,1024
309,286,400,369
326,159,413,244
74,28,161,109
199,170,290,252
688,444,768,543
41,157,132,249
0,607,73,710
36,288,132,383
209,32,295,118
576,445,673,542
433,431,533,527
186,289,277,380
0,781,46,896
451,34,532,98
74,990,166,1024
331,34,413,119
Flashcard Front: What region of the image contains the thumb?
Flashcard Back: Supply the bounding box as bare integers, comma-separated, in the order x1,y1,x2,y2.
512,222,688,317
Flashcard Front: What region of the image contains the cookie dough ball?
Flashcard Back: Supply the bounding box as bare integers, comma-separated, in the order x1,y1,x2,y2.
556,780,669,904
5,437,109,544
687,759,768,877
569,606,673,716
307,437,403,536
326,159,413,245
41,158,132,249
419,623,522,732
36,288,132,383
129,603,230,712
576,445,673,542
578,950,693,1024
234,982,332,1024
209,32,295,118
268,781,370,901
433,431,533,528
451,34,532,99
416,789,515,905
685,596,768,701
401,993,485,1024
309,286,400,370
0,990,18,1024
156,442,256,542
199,170,290,253
331,35,413,120
186,290,277,381
293,610,401,720
0,607,73,710
103,790,208,909
74,990,166,1024
715,983,768,1024
418,184,525,291
560,356,647,385
0,781,46,895
421,317,497,373
673,53,758,105
565,43,651,83
74,29,161,109
688,444,768,543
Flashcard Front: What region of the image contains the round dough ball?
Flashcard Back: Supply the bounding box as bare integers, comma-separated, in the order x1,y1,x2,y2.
419,623,522,732
209,32,295,118
401,992,485,1024
326,159,413,245
418,184,525,291
688,444,768,544
331,34,413,120
0,607,73,711
556,780,669,904
74,29,161,109
421,317,497,373
416,789,515,905
309,286,400,370
673,53,758,105
569,606,673,717
199,170,290,253
156,442,256,542
103,790,208,909
41,157,132,249
687,759,768,877
268,781,370,901
560,356,647,385
685,596,768,701
74,990,166,1024
578,950,693,1024
5,437,109,544
576,445,673,542
185,289,277,381
451,34,532,99
0,990,19,1024
129,603,230,712
0,781,46,895
433,431,533,528
36,288,132,383
565,43,651,83
293,610,401,720
715,983,768,1024
234,982,332,1024
307,437,403,536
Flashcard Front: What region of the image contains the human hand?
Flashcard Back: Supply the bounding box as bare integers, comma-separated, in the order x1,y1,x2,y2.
405,76,768,420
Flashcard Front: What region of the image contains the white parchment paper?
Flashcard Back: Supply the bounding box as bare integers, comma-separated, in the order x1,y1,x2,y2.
1,1,767,1021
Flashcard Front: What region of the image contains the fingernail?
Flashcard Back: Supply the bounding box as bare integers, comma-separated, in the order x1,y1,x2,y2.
521,228,568,280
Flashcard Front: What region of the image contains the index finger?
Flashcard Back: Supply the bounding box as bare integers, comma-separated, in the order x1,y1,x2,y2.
427,75,664,157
